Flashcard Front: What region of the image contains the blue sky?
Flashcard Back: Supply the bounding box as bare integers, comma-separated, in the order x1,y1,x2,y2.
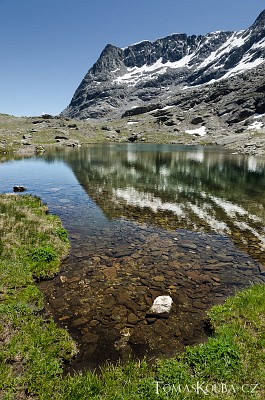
1,0,264,117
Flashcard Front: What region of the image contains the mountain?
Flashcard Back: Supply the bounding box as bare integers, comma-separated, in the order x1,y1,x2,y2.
61,10,265,131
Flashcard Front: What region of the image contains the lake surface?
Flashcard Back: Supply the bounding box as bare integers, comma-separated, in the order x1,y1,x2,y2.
1,143,265,371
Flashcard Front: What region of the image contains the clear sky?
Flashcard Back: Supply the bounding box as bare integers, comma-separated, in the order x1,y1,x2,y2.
1,0,264,117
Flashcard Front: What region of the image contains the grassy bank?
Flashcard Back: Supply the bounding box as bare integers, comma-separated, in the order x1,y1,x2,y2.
0,194,264,399
0,194,76,399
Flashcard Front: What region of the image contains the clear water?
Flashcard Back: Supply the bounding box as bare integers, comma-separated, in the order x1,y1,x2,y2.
1,143,264,370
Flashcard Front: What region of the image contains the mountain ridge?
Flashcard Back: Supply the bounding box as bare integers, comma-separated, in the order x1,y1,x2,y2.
61,10,265,124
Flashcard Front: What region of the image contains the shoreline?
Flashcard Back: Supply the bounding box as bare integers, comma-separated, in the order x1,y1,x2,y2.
0,113,265,158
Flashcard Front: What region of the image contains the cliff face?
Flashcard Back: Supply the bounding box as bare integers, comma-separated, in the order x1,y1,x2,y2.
61,10,265,120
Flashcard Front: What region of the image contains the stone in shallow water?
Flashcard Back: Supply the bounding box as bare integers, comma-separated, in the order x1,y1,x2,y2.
127,312,140,325
147,295,173,319
13,185,27,192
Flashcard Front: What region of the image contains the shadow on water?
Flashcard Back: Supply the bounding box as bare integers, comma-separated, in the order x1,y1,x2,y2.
1,143,265,371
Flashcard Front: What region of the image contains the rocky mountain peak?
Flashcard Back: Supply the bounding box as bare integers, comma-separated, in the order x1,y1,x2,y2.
252,9,265,27
61,9,265,121
92,44,123,75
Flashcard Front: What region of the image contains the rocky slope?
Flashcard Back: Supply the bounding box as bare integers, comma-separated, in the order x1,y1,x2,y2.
61,9,265,129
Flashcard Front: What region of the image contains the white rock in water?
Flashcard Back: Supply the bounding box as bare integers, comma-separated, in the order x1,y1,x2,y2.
150,295,173,314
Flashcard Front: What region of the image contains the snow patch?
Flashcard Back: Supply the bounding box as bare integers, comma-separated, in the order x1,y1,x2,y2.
251,37,265,50
199,31,248,69
121,39,150,50
185,126,206,136
115,29,263,89
221,56,264,80
114,54,194,86
161,105,174,110
110,68,120,74
247,121,263,130
253,113,265,119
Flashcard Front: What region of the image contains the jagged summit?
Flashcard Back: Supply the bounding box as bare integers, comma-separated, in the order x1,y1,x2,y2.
61,10,265,120
252,8,265,27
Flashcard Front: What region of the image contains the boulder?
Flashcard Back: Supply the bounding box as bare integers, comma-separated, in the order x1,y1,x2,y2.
42,114,54,119
32,120,45,124
106,130,119,136
55,137,80,147
191,116,204,125
68,123,78,129
66,140,80,147
13,186,27,192
128,133,140,142
55,135,69,140
227,109,254,124
23,134,32,140
21,140,32,145
146,295,173,319
122,104,161,118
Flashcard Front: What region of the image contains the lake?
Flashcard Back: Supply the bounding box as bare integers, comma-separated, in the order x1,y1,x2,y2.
1,143,265,371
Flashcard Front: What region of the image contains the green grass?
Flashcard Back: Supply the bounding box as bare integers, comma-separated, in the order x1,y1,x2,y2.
0,194,264,399
0,194,76,399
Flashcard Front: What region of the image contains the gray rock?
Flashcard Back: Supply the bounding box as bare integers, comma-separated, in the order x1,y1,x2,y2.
107,130,119,136
23,134,32,140
68,123,78,129
66,140,80,147
55,135,69,141
21,140,32,145
227,109,254,124
128,133,141,142
191,116,204,125
42,114,54,119
32,120,45,124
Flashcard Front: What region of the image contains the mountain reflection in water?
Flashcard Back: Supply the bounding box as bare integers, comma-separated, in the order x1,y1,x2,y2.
44,143,265,265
